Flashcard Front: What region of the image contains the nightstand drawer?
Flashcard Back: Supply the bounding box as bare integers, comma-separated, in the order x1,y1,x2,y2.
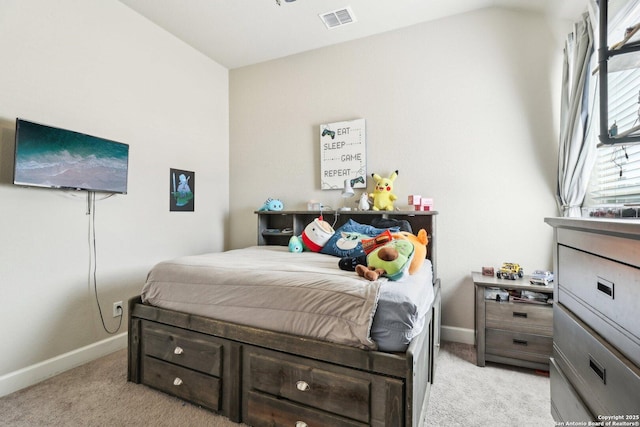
142,356,221,411
247,351,370,423
558,246,640,341
142,320,222,376
486,301,552,336
554,305,640,416
246,390,367,427
486,329,552,364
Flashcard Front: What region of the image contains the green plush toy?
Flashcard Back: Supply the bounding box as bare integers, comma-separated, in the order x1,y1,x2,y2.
356,238,415,281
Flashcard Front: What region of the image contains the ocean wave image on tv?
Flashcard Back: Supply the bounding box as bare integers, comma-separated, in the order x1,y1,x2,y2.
14,120,129,193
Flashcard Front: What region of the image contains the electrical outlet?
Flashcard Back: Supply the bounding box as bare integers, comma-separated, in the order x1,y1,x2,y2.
113,301,123,318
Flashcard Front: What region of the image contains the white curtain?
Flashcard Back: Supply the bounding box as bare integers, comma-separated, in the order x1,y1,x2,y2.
556,9,598,218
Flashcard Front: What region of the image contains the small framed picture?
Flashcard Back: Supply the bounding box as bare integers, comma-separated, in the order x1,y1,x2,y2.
170,168,194,212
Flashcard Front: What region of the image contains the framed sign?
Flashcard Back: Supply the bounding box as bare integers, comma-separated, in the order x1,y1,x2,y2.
170,168,195,212
320,118,366,190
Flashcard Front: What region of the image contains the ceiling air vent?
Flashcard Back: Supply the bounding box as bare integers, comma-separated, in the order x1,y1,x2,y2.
319,7,357,29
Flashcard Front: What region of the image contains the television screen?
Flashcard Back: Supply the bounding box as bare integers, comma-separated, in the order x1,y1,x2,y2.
13,118,129,194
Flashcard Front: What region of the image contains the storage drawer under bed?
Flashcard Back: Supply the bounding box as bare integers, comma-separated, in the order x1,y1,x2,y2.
242,346,404,426
246,390,367,427
141,320,223,376
247,351,371,422
142,355,221,411
139,320,226,414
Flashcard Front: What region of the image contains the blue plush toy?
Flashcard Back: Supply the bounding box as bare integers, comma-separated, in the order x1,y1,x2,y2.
258,198,284,211
288,236,304,253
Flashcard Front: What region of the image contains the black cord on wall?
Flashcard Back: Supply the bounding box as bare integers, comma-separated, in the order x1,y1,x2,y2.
88,191,122,334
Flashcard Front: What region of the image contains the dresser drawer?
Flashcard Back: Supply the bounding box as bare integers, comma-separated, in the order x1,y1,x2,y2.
553,304,640,416
550,357,593,423
486,301,552,336
142,356,221,411
558,289,640,368
246,390,367,427
142,320,222,376
247,351,371,423
485,329,552,364
556,226,640,269
558,246,640,340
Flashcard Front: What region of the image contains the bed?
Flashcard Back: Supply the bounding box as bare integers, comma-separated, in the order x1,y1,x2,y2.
128,211,440,427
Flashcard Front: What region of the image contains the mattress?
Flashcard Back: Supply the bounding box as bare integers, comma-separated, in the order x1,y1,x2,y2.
141,246,434,352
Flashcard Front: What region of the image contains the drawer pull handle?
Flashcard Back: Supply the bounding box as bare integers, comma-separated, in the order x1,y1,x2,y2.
513,339,528,346
589,355,606,384
174,346,184,355
597,278,614,299
173,377,183,386
512,312,528,318
296,381,310,392
295,422,308,427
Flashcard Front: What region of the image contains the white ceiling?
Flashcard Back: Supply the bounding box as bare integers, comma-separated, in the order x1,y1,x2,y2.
118,0,588,69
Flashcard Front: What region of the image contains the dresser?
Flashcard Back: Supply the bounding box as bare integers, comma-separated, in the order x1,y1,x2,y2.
545,218,640,422
473,272,553,370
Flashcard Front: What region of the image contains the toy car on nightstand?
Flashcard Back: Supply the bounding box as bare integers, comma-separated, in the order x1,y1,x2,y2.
496,262,523,280
530,270,554,286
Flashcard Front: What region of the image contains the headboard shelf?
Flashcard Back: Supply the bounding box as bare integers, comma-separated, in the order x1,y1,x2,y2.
256,209,438,280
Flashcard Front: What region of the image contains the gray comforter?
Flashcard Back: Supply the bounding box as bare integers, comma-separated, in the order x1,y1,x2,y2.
142,246,381,349
142,246,434,351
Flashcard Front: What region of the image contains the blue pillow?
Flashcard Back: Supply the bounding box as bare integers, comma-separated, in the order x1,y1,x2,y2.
320,219,399,258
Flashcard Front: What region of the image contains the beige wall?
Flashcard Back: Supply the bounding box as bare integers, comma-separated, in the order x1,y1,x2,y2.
230,7,568,341
0,0,228,391
0,1,573,395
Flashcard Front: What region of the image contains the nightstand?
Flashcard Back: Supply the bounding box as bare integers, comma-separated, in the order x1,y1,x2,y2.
473,271,553,371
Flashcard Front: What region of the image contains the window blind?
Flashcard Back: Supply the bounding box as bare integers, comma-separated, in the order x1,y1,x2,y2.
587,1,640,206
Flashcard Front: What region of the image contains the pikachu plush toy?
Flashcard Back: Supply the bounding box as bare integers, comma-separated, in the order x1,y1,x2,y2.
370,170,398,211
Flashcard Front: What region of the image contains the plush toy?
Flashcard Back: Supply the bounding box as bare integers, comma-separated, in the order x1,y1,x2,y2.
258,198,284,211
392,229,428,274
289,217,335,252
356,238,414,281
332,231,367,252
338,229,392,272
339,255,367,271
358,192,370,211
360,229,393,254
370,170,398,211
288,236,303,253
356,265,386,281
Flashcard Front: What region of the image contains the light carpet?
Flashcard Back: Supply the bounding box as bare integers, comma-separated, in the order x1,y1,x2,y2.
425,342,554,426
0,341,554,426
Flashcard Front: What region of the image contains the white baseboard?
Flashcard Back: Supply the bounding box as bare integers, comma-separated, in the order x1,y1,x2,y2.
441,325,475,345
0,332,127,398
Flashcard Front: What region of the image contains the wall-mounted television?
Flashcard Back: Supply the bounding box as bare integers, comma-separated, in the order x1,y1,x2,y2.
13,118,129,194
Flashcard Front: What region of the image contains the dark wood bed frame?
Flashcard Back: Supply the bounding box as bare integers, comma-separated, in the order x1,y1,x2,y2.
128,211,440,427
